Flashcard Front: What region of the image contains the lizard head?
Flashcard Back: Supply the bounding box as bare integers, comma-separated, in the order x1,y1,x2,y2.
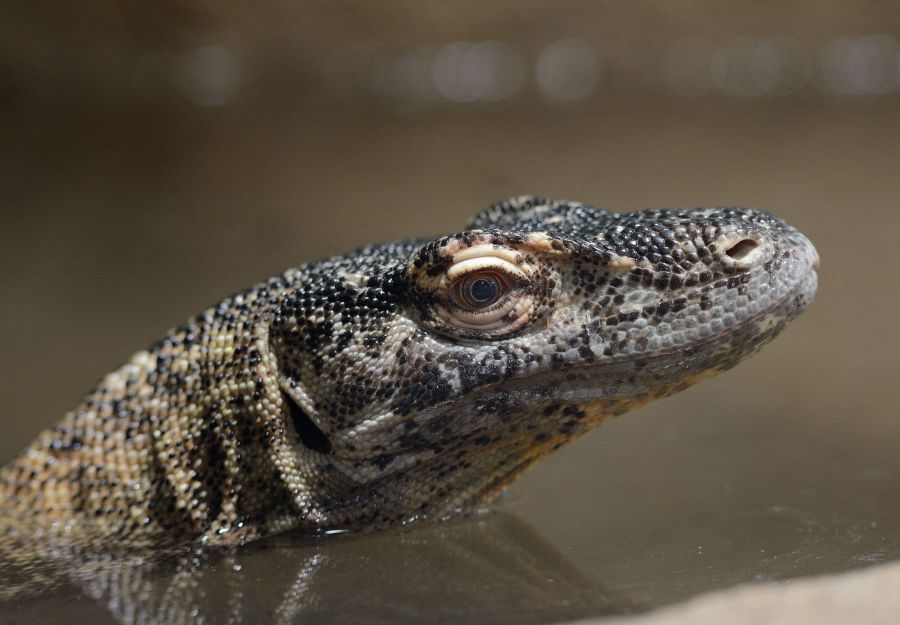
269,197,818,531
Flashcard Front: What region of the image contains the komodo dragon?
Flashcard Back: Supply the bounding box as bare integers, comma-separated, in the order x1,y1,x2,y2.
0,197,818,547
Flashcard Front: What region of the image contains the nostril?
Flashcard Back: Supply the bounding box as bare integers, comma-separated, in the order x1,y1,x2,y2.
724,238,758,260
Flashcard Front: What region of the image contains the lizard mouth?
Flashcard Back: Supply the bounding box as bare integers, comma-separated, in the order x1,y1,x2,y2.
593,266,816,372
582,233,818,369
503,245,818,396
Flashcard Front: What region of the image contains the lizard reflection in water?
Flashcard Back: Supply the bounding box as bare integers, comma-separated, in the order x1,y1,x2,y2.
0,197,818,549
2,512,633,625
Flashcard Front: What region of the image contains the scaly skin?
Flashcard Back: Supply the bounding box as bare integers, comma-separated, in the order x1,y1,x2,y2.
0,197,818,546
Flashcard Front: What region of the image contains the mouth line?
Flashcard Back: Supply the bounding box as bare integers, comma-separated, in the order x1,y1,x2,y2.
542,268,819,374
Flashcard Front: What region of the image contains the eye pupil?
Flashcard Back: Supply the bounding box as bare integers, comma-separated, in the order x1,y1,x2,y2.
452,271,510,310
469,278,498,303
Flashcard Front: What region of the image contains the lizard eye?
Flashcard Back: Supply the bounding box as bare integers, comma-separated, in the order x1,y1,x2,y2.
442,255,529,329
409,238,558,341
452,271,508,310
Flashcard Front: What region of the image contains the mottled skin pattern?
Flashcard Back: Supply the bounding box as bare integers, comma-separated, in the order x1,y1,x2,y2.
0,197,818,548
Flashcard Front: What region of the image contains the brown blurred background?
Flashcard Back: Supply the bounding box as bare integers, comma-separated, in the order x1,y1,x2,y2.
1,2,898,598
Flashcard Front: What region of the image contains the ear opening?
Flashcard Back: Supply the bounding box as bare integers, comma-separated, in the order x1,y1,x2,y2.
282,390,332,454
